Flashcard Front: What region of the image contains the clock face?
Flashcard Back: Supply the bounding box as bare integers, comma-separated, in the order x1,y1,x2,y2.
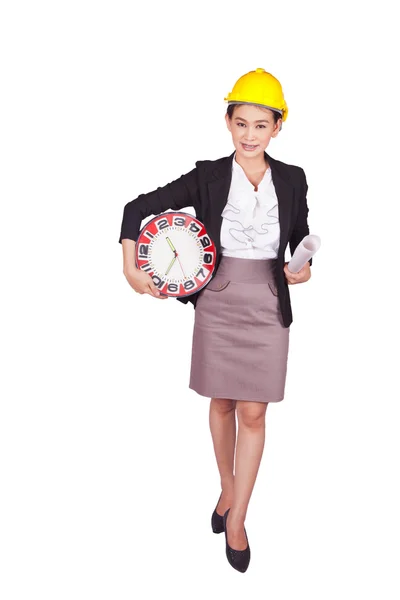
135,211,217,297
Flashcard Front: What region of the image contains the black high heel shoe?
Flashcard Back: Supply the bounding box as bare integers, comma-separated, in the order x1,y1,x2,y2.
211,492,225,534
223,508,251,573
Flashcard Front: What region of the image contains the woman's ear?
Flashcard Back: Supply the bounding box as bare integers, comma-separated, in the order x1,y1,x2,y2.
225,112,232,132
272,119,282,137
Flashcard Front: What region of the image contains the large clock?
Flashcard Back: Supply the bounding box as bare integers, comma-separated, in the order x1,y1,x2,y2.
135,211,217,298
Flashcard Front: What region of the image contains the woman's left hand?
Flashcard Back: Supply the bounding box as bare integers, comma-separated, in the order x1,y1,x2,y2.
283,261,311,285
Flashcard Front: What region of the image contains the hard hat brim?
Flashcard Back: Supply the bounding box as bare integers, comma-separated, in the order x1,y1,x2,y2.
226,100,283,116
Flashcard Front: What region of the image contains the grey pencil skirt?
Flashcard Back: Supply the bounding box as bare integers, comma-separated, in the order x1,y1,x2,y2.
189,255,290,403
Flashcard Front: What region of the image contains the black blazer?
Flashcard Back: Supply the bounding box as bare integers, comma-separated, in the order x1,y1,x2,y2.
118,150,312,328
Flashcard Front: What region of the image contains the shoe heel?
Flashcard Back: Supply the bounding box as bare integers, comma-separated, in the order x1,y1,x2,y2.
211,492,224,534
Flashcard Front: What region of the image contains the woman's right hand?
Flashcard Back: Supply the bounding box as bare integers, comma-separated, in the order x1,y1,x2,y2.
121,238,168,299
124,267,169,299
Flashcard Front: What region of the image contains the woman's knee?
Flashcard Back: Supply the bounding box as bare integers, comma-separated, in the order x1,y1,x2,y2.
210,397,237,414
236,400,267,428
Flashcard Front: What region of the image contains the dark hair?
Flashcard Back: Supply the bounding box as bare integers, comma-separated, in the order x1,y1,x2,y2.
226,103,282,126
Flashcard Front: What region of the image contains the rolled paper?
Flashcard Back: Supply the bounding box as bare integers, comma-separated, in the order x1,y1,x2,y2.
287,234,321,273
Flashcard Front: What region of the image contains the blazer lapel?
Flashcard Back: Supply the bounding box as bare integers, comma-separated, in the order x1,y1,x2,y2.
206,153,234,241
266,153,296,259
206,150,295,257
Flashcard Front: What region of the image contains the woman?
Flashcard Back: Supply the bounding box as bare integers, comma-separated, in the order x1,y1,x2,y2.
119,68,312,573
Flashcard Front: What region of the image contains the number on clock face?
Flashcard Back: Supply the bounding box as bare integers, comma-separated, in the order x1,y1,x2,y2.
135,211,217,297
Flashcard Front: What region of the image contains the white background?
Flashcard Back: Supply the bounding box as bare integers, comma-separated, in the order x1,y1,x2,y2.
1,0,399,597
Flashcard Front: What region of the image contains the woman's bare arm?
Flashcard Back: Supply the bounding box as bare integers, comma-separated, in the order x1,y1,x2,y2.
121,239,138,275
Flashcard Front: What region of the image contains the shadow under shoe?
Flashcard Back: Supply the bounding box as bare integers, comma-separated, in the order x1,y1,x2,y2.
223,508,251,573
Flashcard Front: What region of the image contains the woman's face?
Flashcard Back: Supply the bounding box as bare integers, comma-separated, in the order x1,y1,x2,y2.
225,103,281,161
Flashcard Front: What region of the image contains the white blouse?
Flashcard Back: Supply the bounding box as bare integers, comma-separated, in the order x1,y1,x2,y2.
220,152,280,259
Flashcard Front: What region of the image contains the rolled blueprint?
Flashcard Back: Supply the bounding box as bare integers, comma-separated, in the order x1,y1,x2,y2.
287,234,321,273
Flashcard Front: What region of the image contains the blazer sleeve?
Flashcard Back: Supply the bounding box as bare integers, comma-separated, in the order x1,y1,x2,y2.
289,168,313,267
118,166,201,243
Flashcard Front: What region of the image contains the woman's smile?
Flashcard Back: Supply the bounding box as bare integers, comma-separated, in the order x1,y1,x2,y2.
241,142,259,151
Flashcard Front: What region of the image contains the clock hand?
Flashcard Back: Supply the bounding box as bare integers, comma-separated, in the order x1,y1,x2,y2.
166,237,176,253
176,254,186,278
165,255,177,275
166,236,186,278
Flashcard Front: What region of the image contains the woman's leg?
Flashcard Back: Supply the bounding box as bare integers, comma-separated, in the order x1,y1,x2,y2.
226,400,268,550
209,397,237,516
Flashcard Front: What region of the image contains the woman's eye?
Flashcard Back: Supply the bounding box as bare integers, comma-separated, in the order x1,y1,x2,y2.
237,123,265,128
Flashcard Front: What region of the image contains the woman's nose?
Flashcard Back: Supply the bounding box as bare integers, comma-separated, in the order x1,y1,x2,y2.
244,129,256,141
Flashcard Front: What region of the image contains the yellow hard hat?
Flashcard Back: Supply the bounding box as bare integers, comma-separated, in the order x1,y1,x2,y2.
224,68,288,125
